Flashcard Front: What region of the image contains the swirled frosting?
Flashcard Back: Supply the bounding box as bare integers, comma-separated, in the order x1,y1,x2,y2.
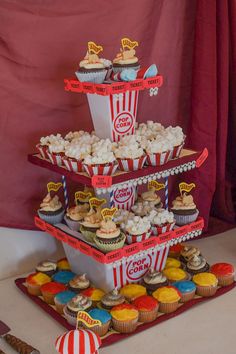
69,274,90,290
79,51,105,70
143,268,167,285
187,255,207,271
96,219,120,239
131,202,153,217
81,208,102,228
101,288,125,307
180,246,200,261
113,48,138,65
67,294,92,312
66,205,88,221
39,193,62,212
172,193,196,210
141,188,161,204
36,260,57,273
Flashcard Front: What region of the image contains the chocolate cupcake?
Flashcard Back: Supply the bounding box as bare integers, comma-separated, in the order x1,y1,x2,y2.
37,193,65,225
171,193,199,225
68,274,90,293
35,260,57,277
141,268,168,293
80,207,103,243
94,219,125,253
64,294,92,326
112,38,140,73
100,288,125,310
140,188,162,208
179,245,201,264
186,255,210,275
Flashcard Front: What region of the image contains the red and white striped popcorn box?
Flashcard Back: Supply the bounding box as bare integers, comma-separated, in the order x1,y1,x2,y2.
146,150,171,166
62,155,83,173
83,161,118,177
36,144,48,159
151,221,176,236
46,151,64,167
117,155,147,171
126,231,151,244
170,142,185,160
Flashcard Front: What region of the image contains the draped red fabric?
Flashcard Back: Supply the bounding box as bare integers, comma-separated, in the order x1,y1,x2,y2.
0,0,235,230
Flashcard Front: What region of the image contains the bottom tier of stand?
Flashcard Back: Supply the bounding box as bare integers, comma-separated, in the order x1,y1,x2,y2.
15,277,236,348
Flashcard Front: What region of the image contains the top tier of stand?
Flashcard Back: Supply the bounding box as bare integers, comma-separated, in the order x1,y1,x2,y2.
64,75,163,96
28,148,208,192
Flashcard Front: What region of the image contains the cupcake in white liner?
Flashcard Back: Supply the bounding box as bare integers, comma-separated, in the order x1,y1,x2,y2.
64,204,89,231
163,126,186,159
148,209,175,236
124,216,151,244
112,38,140,73
83,139,118,177
37,193,65,225
114,135,146,171
47,136,69,167
171,192,199,225
64,294,93,326
63,141,91,173
145,135,172,166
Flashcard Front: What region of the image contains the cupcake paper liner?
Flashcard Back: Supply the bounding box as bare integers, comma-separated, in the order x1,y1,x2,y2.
170,142,185,160
111,317,138,333
173,210,199,226
36,144,48,159
196,285,218,297
63,307,77,327
94,233,126,253
158,301,179,313
117,155,147,172
75,70,107,84
83,162,118,177
214,274,235,287
62,156,83,173
83,321,111,337
146,150,171,166
180,290,196,303
54,299,66,315
112,64,140,74
26,283,42,296
151,221,176,236
138,308,158,323
64,215,81,231
37,209,65,225
41,291,55,305
125,231,151,245
80,226,97,243
46,151,64,167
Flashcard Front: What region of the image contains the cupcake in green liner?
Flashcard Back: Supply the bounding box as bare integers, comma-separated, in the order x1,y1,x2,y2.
112,37,140,73
94,219,125,253
64,204,88,231
37,193,65,225
80,207,103,243
171,192,199,225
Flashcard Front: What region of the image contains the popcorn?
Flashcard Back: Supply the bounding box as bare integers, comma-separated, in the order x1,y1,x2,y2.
84,139,116,164
131,201,154,216
113,210,135,225
64,131,85,141
164,126,185,147
65,141,91,160
145,135,172,154
135,121,164,140
40,134,63,146
148,209,175,226
125,216,151,235
48,138,69,154
114,135,144,159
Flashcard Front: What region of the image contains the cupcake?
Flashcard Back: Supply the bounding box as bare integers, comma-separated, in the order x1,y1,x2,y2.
185,255,210,275
180,245,201,264
140,188,162,208
40,282,67,305
125,216,151,244
85,309,111,336
80,207,103,243
163,267,189,283
81,288,105,307
168,244,184,259
37,193,65,225
131,201,155,217
144,135,172,166
113,209,135,226
171,192,199,225
64,294,93,326
192,273,218,297
64,204,88,231
94,219,125,253
148,209,175,236
120,284,147,302
100,288,125,310
54,290,76,314
112,38,140,73
210,263,235,286
52,271,76,285
173,281,196,302
75,42,107,84
35,260,57,277
26,272,51,296
68,274,90,293
110,304,139,333
114,135,146,171
57,257,71,271
164,257,181,270
152,286,181,313
141,268,168,293
132,295,159,323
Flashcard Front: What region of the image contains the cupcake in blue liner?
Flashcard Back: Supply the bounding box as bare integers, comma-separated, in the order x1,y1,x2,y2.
54,290,76,314
173,280,196,302
171,192,199,225
37,192,65,225
84,309,111,336
52,271,76,285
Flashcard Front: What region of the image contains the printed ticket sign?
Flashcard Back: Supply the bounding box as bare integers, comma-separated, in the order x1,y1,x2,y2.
91,175,112,188
77,311,101,328
179,182,196,195
75,191,91,203
101,207,117,220
47,182,62,193
89,197,106,209
148,180,165,191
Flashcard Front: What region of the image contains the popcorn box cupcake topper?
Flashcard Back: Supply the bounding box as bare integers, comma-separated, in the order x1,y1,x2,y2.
179,182,196,195
148,180,165,191
75,191,92,203
89,197,106,209
101,207,118,220
77,311,102,328
47,182,62,193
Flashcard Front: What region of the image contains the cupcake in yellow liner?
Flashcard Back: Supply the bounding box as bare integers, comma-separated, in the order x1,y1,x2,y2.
26,272,51,296
141,268,168,293
112,38,140,73
94,219,126,253
80,287,105,307
180,245,201,264
164,257,181,270
64,294,93,326
100,288,125,310
110,304,139,333
35,260,57,277
171,192,199,226
68,274,90,294
163,267,189,283
140,188,162,208
132,295,159,323
80,207,103,243
152,286,181,313
192,273,218,297
120,284,147,302
64,204,89,231
37,193,65,225
57,257,71,271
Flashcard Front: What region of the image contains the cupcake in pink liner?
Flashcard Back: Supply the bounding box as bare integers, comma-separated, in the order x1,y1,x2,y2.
47,137,69,167
114,135,146,171
64,204,89,231
148,209,175,236
124,216,151,244
145,135,172,166
36,133,62,159
83,139,118,177
163,126,186,159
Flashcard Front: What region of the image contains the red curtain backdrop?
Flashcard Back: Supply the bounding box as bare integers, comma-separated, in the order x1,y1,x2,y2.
0,0,235,230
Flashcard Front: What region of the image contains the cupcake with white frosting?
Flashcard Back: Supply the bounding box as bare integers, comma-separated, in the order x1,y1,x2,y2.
100,288,125,310
47,135,69,167
37,193,65,225
80,207,103,243
35,260,57,277
64,294,92,326
180,245,201,264
140,187,162,208
148,209,175,236
114,135,146,171
125,216,151,244
68,274,90,293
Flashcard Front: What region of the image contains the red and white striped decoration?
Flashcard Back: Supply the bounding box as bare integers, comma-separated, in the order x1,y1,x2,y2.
151,222,176,236
110,91,139,142
36,144,48,159
83,162,118,177
112,246,170,288
170,143,185,159
117,155,147,171
146,150,171,166
62,156,83,173
46,151,64,167
126,231,151,245
55,329,101,354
